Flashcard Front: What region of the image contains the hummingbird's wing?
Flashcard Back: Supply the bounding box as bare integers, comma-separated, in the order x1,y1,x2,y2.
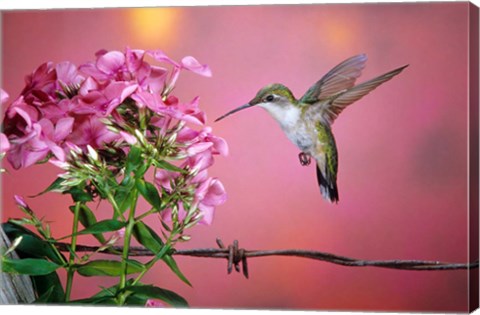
300,54,368,104
317,65,408,124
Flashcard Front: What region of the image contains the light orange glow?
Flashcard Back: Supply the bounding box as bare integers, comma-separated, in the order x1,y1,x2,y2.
321,18,357,52
127,8,180,48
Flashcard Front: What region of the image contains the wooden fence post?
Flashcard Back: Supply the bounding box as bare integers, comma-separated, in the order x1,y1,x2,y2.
0,226,35,304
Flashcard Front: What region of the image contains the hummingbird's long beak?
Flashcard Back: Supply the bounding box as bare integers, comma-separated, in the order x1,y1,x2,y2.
214,103,254,122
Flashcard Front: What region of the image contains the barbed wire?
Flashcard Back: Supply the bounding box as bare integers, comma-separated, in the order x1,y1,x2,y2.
56,239,479,279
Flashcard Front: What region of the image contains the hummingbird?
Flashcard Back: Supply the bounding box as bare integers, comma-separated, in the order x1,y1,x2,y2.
215,54,408,203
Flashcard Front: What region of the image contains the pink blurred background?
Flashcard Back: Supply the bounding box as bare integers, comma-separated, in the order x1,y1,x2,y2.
1,2,473,312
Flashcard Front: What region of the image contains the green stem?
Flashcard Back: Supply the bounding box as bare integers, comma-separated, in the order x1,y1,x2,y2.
65,201,81,302
117,188,138,306
134,207,157,221
106,191,126,221
131,241,171,286
139,107,148,131
130,224,179,287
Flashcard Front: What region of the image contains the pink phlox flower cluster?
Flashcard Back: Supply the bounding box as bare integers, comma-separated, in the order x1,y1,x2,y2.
1,48,227,225
1,48,213,169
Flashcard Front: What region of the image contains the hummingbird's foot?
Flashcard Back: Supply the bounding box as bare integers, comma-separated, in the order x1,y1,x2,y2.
298,152,311,166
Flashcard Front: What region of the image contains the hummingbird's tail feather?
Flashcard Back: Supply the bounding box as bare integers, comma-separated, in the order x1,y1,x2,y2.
316,165,339,203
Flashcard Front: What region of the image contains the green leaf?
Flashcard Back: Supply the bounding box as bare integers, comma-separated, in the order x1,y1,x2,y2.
2,223,65,302
34,286,56,303
152,159,186,173
125,295,148,306
126,285,188,307
92,180,109,200
114,176,136,213
70,296,116,305
77,219,126,236
69,204,105,243
132,221,163,253
17,235,64,265
67,187,93,202
32,272,65,303
131,222,191,286
70,282,123,304
2,222,64,265
31,177,66,197
76,259,145,277
136,179,162,209
90,278,133,298
125,146,143,176
163,255,192,286
136,163,150,178
2,258,61,276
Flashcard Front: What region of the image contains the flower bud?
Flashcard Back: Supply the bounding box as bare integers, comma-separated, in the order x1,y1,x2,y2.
87,145,99,162
134,129,147,146
4,236,23,256
14,195,28,208
179,235,191,242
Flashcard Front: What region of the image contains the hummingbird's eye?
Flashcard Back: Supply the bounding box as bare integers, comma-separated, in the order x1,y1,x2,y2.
265,94,275,102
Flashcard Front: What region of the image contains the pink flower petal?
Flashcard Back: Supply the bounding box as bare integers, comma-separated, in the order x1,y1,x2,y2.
114,227,126,239
125,48,145,73
49,158,69,169
96,50,126,74
155,168,178,190
11,106,34,128
56,62,84,86
78,77,99,96
177,127,199,142
54,117,75,141
37,118,54,137
78,82,138,116
183,112,206,126
47,141,66,162
160,207,173,222
95,49,109,58
195,177,212,201
145,299,166,308
160,203,187,223
104,82,138,114
187,142,213,156
20,147,49,169
181,56,212,77
131,90,165,112
201,178,227,207
189,150,214,172
209,135,229,156
147,66,168,93
67,115,120,148
147,50,180,67
195,178,227,225
120,131,137,145
198,203,215,225
78,62,110,82
165,95,179,106
0,133,10,154
14,195,28,208
22,62,56,96
1,89,9,105
191,169,209,184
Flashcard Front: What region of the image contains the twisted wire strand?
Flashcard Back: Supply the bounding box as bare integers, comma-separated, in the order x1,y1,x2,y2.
56,239,479,279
